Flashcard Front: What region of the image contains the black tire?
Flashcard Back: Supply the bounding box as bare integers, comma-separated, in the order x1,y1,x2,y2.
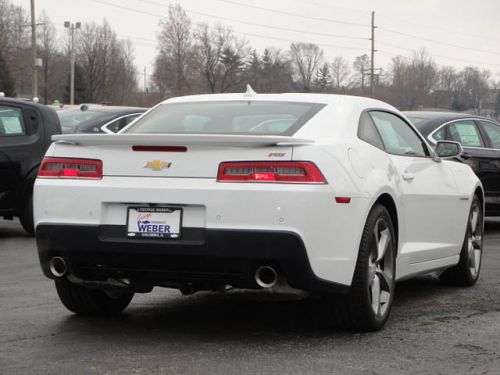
333,204,396,332
55,279,134,315
19,193,34,236
440,194,483,286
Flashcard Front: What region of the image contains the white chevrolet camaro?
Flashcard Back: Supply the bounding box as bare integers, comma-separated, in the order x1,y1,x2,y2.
34,90,484,331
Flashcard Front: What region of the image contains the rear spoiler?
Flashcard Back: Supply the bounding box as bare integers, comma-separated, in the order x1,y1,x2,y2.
52,134,315,147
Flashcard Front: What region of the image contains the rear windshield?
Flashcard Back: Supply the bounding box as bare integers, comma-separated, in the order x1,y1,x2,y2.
57,109,105,130
125,101,326,135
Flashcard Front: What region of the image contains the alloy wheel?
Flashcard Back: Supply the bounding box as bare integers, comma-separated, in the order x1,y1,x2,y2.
468,202,482,278
368,217,394,319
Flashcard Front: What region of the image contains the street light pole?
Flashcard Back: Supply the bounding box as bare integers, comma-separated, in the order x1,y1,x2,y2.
30,0,37,100
64,21,81,105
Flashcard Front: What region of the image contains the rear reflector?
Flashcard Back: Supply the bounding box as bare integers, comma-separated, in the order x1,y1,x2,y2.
217,161,326,183
335,197,351,204
38,157,103,179
132,146,187,152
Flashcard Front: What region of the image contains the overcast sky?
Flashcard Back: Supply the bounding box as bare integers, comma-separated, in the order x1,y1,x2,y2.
10,0,500,86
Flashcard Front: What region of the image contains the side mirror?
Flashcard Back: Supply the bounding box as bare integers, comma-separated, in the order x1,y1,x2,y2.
435,140,463,158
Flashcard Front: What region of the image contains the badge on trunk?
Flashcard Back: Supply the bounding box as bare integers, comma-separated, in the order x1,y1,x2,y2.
144,160,171,171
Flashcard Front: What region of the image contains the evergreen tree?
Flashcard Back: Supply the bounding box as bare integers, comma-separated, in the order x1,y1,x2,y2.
314,63,332,92
63,63,88,104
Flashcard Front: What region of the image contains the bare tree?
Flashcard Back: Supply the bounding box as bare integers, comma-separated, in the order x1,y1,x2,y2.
352,54,370,89
331,56,350,90
155,4,193,96
387,49,437,109
77,20,137,104
0,0,30,95
38,11,63,103
194,23,248,93
457,67,491,115
289,42,323,92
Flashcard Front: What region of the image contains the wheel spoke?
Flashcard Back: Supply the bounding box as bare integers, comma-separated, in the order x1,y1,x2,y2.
379,290,391,310
474,249,481,271
376,269,393,293
469,241,476,269
470,209,479,234
370,275,381,315
376,228,391,263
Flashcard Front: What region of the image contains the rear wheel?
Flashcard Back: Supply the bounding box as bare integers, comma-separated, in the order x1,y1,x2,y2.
55,279,134,315
19,194,34,236
440,194,483,286
333,204,396,331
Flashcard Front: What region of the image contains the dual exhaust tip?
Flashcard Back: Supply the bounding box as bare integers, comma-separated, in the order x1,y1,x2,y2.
49,256,67,278
255,265,278,289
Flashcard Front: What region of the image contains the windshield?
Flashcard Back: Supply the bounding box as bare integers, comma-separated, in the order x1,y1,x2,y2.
125,101,325,136
57,109,105,130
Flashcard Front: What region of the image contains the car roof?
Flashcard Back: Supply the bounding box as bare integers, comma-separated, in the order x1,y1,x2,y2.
402,111,496,137
163,92,394,107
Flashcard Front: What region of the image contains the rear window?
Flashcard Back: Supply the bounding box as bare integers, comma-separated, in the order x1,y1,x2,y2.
57,109,105,130
125,101,325,135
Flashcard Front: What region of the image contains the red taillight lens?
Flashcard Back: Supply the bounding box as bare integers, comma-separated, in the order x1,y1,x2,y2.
38,157,103,179
217,161,326,184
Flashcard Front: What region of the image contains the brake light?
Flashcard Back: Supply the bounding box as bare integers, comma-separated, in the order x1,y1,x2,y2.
217,161,326,183
38,157,103,179
132,146,187,152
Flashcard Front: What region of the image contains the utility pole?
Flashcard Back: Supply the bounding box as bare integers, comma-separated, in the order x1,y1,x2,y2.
370,11,376,98
65,21,81,105
144,66,147,92
30,0,37,100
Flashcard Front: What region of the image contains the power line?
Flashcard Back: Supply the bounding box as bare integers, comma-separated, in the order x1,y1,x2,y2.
377,13,500,45
296,0,370,16
134,0,368,41
90,0,369,52
377,42,500,68
215,0,369,28
379,27,500,57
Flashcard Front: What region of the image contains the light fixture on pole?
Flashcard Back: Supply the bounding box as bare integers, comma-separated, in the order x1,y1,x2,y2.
64,21,81,105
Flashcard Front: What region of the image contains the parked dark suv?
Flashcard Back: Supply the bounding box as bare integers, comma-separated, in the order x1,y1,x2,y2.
0,98,61,234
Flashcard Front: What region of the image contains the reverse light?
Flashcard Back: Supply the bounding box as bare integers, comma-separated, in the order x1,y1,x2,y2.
38,157,103,179
217,161,326,184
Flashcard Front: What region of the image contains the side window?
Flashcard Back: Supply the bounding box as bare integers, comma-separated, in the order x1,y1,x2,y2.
369,111,428,157
0,105,26,136
432,127,445,142
478,121,500,149
106,114,141,133
357,111,384,149
448,121,483,147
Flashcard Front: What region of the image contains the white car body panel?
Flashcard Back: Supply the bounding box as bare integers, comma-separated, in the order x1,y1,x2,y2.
34,93,482,289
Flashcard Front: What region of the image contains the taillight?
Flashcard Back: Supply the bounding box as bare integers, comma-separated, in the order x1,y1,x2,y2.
38,157,103,179
217,161,326,184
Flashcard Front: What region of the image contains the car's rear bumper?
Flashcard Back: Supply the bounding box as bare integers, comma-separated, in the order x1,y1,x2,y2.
36,224,350,295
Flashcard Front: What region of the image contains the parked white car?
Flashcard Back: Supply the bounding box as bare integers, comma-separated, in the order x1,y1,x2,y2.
34,91,483,331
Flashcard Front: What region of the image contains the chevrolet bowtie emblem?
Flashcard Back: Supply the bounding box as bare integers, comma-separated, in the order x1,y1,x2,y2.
144,160,171,171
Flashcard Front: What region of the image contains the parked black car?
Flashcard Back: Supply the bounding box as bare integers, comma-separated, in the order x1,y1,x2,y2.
0,98,61,234
58,106,146,134
405,111,500,216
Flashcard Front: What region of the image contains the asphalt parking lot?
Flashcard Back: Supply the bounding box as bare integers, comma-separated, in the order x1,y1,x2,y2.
1,219,500,375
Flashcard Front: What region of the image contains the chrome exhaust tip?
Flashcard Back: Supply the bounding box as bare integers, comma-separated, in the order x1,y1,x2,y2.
255,266,278,288
49,257,67,278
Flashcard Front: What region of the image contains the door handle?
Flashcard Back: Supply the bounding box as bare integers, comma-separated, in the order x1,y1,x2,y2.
402,172,414,181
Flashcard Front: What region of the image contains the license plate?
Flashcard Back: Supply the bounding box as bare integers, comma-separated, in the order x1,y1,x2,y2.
127,207,182,239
